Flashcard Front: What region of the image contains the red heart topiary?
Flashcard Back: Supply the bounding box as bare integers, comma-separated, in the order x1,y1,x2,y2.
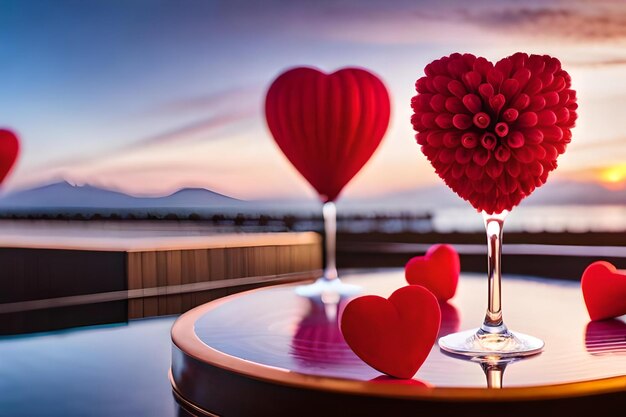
411,53,577,214
340,285,440,379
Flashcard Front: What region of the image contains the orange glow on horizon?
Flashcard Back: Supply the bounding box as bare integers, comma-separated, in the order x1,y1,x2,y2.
599,164,626,190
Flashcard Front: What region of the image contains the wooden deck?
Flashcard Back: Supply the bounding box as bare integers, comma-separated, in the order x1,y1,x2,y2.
0,221,322,332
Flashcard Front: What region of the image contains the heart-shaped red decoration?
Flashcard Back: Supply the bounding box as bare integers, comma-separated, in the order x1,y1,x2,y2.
582,261,626,321
265,67,391,202
405,244,460,301
411,53,577,214
0,129,19,185
340,285,441,379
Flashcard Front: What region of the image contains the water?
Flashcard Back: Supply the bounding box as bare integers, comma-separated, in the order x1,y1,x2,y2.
0,317,178,417
433,205,626,233
1,205,625,238
332,205,626,234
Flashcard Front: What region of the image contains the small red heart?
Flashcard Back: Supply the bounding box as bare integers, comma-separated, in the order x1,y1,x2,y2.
582,261,626,321
405,244,460,301
411,53,577,214
340,285,441,379
265,67,391,202
0,129,19,185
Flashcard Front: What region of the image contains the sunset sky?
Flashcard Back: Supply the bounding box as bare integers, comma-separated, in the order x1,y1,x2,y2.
1,0,626,201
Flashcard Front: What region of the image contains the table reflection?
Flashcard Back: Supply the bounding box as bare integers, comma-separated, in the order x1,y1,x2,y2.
585,318,626,356
476,358,518,389
290,297,355,365
439,302,460,338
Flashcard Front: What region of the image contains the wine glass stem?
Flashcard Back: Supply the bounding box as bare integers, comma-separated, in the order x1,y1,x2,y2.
481,211,508,334
323,201,338,281
482,363,505,389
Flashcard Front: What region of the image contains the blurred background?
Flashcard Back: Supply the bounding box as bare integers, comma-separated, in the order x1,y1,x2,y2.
1,0,626,261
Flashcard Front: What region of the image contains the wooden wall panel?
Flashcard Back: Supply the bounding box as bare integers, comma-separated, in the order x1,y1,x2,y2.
156,251,168,315
127,252,143,319
0,249,126,303
1,234,322,322
141,251,158,317
166,250,182,315
180,250,195,313
126,238,322,318
208,248,225,282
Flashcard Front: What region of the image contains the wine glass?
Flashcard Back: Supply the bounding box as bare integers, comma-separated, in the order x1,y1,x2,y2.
411,52,577,357
265,67,391,298
438,210,545,357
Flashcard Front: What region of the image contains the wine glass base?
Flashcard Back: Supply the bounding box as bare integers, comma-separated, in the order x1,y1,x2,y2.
439,328,544,359
295,278,361,300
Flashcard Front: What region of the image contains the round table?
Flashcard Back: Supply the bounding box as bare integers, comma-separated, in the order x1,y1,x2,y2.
170,270,626,416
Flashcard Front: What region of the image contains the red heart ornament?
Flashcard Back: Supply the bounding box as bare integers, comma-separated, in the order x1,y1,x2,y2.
405,244,460,301
340,285,441,379
411,53,577,214
582,261,626,321
0,129,19,185
265,67,391,202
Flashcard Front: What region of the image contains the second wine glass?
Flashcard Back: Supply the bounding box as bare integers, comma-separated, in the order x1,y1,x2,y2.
265,66,391,298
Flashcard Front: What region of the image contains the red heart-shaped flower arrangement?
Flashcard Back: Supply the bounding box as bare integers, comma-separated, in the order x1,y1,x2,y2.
405,244,460,301
411,53,577,214
582,261,626,321
340,285,440,379
266,67,391,202
0,129,19,185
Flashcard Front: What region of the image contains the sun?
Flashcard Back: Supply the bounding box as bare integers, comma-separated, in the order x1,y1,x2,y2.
599,164,626,189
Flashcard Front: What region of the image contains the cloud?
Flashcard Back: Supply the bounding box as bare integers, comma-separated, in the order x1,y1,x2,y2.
11,103,259,192
235,0,626,46
146,85,262,116
131,108,257,148
568,58,626,67
462,6,626,42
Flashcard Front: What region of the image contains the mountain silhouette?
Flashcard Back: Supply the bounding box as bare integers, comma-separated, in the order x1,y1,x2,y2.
0,179,623,215
0,181,244,210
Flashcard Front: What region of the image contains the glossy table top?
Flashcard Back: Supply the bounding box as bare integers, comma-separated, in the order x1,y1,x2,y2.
176,269,626,392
